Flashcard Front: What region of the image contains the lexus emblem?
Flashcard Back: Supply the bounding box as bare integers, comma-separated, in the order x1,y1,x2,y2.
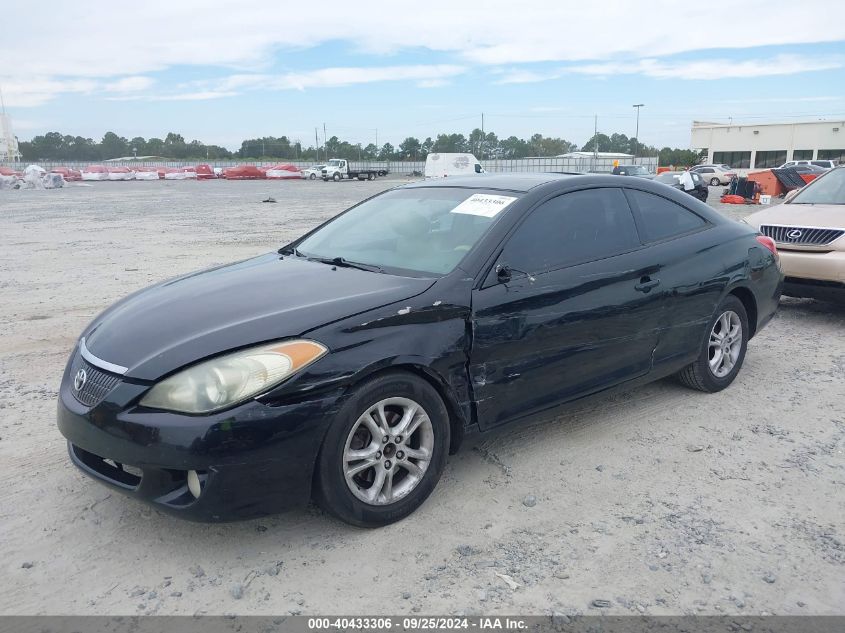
787,229,803,239
73,368,88,392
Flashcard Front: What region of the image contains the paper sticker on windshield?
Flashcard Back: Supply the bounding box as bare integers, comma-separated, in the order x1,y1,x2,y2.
451,194,517,218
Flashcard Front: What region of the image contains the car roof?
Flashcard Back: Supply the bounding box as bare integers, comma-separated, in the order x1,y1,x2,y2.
403,173,575,192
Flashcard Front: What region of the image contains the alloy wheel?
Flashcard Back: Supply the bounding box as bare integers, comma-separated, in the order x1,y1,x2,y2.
708,310,742,378
343,397,434,506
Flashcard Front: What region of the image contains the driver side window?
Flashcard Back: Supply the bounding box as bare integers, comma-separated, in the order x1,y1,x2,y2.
500,188,640,276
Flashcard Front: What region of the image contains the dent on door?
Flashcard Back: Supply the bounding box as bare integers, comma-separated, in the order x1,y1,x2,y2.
469,253,665,429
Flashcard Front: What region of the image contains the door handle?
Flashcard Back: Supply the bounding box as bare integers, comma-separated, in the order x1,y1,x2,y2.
635,276,660,293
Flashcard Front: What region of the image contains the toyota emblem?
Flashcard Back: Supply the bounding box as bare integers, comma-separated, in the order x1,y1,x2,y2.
73,368,88,392
786,229,803,239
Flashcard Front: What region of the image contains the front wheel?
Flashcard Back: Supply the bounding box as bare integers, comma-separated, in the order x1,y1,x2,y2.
309,173,316,180
677,295,749,393
710,177,720,186
315,371,450,527
333,172,341,182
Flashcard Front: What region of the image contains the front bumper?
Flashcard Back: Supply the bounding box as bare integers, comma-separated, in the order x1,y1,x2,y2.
57,363,343,522
778,247,845,284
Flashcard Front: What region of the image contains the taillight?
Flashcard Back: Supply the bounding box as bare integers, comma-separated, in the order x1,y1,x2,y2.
756,235,778,259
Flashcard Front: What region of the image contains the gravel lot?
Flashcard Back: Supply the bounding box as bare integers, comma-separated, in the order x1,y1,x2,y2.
1,178,843,616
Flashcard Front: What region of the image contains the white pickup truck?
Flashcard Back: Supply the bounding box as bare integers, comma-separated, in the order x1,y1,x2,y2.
322,159,388,181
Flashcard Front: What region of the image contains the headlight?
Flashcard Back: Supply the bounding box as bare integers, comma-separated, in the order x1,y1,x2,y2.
140,339,328,414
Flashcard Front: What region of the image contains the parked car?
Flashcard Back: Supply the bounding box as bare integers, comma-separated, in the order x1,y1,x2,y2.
653,170,708,202
57,174,782,526
222,165,266,180
265,164,303,180
301,164,326,180
691,165,736,186
611,164,653,178
81,165,109,181
50,166,82,181
779,160,838,170
744,167,844,303
785,164,828,175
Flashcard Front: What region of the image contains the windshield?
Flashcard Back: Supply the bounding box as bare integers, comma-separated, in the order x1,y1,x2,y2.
790,168,845,205
296,187,519,275
328,159,343,167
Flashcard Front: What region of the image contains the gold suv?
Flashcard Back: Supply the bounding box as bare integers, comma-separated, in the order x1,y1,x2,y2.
745,167,845,302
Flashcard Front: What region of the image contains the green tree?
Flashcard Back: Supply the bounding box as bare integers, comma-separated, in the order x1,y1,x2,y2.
100,132,129,159
398,137,422,160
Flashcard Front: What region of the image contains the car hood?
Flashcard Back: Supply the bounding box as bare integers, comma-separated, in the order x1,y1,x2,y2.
744,203,845,230
83,253,434,380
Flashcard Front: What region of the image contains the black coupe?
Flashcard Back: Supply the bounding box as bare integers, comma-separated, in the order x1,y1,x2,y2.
58,174,783,526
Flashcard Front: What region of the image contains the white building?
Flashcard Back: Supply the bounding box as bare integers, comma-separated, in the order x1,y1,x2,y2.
691,119,845,169
0,113,21,162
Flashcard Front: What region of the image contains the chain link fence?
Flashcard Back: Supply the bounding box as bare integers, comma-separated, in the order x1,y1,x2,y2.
2,156,658,175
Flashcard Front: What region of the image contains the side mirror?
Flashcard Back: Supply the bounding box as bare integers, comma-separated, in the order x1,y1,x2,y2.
784,189,800,203
496,264,511,283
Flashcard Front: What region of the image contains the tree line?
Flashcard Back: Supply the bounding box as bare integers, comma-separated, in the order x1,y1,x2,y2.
17,128,703,166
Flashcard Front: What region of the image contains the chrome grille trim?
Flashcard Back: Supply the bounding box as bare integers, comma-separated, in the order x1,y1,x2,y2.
79,337,128,375
69,353,122,408
760,224,845,246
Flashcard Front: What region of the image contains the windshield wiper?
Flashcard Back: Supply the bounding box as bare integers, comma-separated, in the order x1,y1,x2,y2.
308,255,384,273
278,245,303,256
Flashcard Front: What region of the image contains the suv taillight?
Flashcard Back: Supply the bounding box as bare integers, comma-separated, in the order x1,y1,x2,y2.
756,235,778,259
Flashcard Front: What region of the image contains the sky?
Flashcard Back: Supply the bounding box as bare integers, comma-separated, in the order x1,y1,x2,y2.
2,0,845,151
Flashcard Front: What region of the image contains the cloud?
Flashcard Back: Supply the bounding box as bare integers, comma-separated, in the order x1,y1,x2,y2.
205,65,467,92
103,76,155,92
106,91,238,102
568,55,844,80
1,1,843,111
494,69,562,84
2,1,843,79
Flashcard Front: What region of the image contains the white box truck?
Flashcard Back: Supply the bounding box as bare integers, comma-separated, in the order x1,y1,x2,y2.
424,153,485,178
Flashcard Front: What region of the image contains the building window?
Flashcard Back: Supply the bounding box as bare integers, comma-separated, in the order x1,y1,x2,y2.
754,150,787,168
817,149,845,163
712,151,751,169
793,150,813,160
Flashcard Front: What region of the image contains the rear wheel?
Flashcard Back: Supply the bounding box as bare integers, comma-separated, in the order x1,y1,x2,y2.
315,371,449,527
710,177,720,186
678,295,749,393
309,173,316,180
368,172,375,181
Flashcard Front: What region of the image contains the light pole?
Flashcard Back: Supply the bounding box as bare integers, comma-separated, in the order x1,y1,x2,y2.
632,104,644,160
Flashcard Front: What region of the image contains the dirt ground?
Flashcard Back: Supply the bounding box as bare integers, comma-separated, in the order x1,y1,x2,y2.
1,178,843,617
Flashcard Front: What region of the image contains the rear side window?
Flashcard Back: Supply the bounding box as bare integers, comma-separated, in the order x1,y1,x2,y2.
501,188,640,274
627,190,706,242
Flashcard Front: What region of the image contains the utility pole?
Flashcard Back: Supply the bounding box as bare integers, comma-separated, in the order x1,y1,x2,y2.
480,112,485,160
632,104,644,160
323,123,327,162
592,114,598,173
315,128,319,160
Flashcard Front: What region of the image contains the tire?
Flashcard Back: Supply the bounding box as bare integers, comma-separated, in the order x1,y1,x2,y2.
368,172,375,181
677,295,749,393
315,371,450,527
309,173,316,180
333,172,341,182
710,177,720,186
